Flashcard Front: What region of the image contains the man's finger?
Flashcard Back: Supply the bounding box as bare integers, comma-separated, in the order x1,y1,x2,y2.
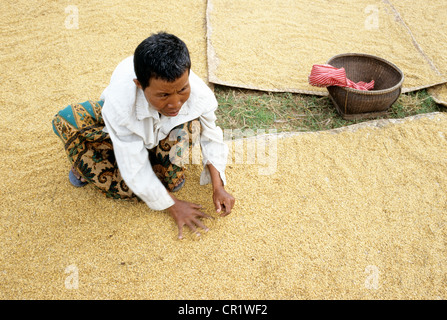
198,211,214,219
191,203,203,210
215,201,222,213
220,206,228,216
186,221,199,236
192,218,209,233
227,198,235,212
178,224,184,240
219,201,230,216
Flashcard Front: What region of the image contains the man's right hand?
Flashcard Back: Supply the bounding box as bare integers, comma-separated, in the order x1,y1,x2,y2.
167,194,212,240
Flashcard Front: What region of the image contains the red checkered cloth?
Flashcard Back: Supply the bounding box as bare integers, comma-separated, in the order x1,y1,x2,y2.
308,64,374,91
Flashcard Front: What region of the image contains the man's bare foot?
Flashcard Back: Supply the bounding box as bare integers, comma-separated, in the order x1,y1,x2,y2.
71,167,86,182
172,176,185,192
69,167,87,187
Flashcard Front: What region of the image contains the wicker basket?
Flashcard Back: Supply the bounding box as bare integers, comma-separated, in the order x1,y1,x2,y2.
326,53,404,120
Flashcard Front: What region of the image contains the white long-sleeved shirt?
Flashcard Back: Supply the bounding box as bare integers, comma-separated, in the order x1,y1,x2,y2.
100,56,228,211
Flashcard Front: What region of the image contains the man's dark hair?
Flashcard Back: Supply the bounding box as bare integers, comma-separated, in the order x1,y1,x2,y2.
133,32,191,90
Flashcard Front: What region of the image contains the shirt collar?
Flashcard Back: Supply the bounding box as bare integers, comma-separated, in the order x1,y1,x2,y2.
135,87,159,120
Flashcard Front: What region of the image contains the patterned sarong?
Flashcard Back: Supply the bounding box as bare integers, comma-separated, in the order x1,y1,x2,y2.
52,100,200,200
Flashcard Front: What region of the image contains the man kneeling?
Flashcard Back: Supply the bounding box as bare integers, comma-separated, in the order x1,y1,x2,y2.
52,32,235,239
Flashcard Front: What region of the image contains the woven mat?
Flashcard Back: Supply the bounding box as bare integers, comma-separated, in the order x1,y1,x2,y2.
429,84,447,108
389,0,447,106
206,0,447,96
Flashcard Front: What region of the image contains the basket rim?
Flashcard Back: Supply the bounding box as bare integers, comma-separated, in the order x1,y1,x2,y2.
326,53,405,95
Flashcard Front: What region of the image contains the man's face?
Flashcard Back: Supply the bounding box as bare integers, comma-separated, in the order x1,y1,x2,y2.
134,70,191,117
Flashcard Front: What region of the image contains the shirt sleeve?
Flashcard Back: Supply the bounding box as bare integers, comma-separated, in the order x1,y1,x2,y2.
199,108,229,186
102,106,175,211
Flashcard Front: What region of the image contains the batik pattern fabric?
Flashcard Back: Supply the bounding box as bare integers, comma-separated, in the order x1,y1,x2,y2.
52,100,200,200
149,120,201,192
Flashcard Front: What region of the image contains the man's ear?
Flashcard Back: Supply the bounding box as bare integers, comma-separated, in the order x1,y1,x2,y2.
133,79,142,89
